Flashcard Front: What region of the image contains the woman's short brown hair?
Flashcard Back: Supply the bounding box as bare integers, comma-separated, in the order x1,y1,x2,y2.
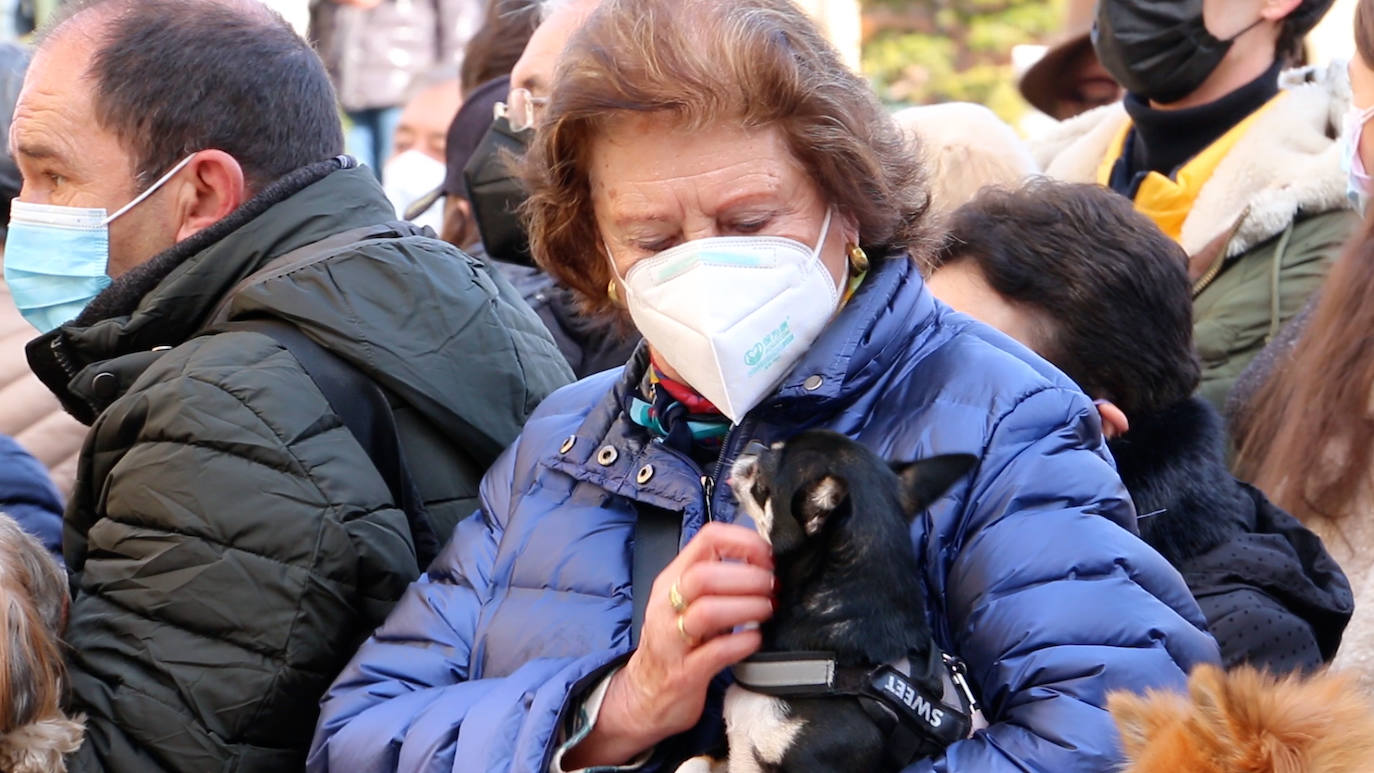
521,0,929,318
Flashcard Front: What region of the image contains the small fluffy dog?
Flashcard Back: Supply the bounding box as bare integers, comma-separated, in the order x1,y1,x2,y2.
1110,663,1374,773
0,513,84,773
679,431,977,773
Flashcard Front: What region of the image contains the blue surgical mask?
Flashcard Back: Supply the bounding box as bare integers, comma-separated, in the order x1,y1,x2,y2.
4,154,196,333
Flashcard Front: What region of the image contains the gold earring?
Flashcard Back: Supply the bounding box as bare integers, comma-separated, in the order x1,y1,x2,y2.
607,279,619,304
847,243,869,276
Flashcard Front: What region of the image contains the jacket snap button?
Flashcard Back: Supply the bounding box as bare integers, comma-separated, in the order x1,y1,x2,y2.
803,375,824,391
597,445,619,465
91,371,118,399
637,464,655,484
559,436,576,454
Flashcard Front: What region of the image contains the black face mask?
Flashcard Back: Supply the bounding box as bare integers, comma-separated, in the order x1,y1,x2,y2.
1092,0,1261,105
463,114,535,267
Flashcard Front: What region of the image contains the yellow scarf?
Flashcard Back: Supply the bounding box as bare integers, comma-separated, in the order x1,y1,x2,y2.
1097,93,1287,243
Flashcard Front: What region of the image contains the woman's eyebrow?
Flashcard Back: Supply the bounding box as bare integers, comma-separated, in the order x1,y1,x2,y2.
610,210,674,229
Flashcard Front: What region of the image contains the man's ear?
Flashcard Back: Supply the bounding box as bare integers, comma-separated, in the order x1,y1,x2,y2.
794,475,848,536
173,150,247,243
892,454,978,518
1260,0,1304,23
1095,400,1130,440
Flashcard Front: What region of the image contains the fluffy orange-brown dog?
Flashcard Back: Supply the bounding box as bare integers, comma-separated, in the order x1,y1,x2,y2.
1109,664,1374,773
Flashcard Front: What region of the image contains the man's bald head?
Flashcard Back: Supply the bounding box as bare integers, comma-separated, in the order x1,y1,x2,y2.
512,0,601,99
32,0,341,192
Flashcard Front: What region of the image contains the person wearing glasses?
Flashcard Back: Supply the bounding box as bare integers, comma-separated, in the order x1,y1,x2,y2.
458,0,639,379
309,1,1219,771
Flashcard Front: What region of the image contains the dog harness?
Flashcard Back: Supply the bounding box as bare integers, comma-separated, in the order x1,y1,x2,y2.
731,647,986,767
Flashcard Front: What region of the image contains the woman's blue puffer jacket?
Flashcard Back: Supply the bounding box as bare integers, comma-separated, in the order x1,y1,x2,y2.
309,255,1220,772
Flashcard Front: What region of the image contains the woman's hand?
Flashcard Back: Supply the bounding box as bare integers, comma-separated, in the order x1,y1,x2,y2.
562,522,774,769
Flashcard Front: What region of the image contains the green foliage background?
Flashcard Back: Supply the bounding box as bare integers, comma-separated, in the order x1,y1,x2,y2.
861,0,1063,123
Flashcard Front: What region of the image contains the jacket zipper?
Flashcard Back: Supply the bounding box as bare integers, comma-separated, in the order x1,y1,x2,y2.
703,422,746,523
1192,249,1227,297
1192,207,1251,298
49,336,79,380
658,425,738,524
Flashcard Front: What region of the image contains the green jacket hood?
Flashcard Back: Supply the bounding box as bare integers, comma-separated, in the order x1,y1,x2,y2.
29,163,572,452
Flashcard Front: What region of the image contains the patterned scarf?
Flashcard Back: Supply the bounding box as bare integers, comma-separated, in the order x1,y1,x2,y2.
625,269,867,458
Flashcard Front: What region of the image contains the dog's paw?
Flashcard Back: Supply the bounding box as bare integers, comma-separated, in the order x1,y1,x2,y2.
673,756,726,773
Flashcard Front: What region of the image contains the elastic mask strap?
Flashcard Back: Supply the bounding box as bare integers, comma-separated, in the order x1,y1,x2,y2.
604,240,626,284
1223,17,1264,44
104,153,197,225
811,207,834,260
605,207,835,282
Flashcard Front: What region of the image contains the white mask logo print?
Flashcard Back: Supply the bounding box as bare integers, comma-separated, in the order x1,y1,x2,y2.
615,209,839,423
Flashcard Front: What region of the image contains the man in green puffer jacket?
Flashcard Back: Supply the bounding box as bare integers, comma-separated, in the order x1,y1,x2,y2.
10,2,572,770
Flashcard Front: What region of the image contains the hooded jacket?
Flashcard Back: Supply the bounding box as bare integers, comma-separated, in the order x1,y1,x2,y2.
309,254,1220,773
1035,62,1358,412
25,162,572,772
1109,397,1353,674
492,261,641,379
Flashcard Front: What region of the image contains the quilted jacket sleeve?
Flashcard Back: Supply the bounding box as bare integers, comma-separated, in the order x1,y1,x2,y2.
0,433,64,563
910,387,1221,772
62,336,422,773
309,439,624,773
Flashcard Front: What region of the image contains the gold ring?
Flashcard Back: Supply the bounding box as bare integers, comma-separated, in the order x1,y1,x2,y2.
668,582,688,613
676,612,693,644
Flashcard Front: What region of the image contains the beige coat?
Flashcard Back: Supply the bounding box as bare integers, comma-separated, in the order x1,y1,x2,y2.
0,268,84,500
1033,62,1357,412
1309,499,1374,694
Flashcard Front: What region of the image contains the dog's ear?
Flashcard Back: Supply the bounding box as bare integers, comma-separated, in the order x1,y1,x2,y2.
892,454,978,519
1108,689,1177,763
794,475,848,536
1184,664,1242,751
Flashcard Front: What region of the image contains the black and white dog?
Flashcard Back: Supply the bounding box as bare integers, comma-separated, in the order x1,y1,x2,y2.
678,431,981,773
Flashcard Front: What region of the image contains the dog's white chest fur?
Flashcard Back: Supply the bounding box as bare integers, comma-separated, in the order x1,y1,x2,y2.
675,685,806,773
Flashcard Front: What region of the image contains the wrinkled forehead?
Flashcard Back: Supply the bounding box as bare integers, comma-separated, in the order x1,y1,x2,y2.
11,40,97,152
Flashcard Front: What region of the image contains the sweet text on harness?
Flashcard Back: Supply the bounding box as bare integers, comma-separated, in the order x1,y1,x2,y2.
730,647,983,765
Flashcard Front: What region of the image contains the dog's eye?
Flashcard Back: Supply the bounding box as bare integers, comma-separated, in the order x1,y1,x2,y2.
750,481,769,507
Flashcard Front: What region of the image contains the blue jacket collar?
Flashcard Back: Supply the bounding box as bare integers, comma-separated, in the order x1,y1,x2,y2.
769,254,934,418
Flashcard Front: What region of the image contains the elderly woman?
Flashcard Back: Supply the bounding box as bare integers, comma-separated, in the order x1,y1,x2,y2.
308,1,1218,771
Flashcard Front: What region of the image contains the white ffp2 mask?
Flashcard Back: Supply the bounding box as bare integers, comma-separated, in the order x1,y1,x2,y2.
616,210,840,423
383,149,446,233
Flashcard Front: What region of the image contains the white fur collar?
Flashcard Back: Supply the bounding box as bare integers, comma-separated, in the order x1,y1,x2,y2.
1037,61,1353,257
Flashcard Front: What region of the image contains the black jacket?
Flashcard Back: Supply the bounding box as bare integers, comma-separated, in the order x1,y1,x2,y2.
26,161,572,771
491,260,640,379
1109,397,1353,673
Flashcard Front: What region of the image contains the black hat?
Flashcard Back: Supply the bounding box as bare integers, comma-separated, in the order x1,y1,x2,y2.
404,75,510,220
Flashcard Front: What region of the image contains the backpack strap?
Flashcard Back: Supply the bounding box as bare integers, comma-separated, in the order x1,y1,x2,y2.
223,317,442,569
205,222,417,328
630,503,681,647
